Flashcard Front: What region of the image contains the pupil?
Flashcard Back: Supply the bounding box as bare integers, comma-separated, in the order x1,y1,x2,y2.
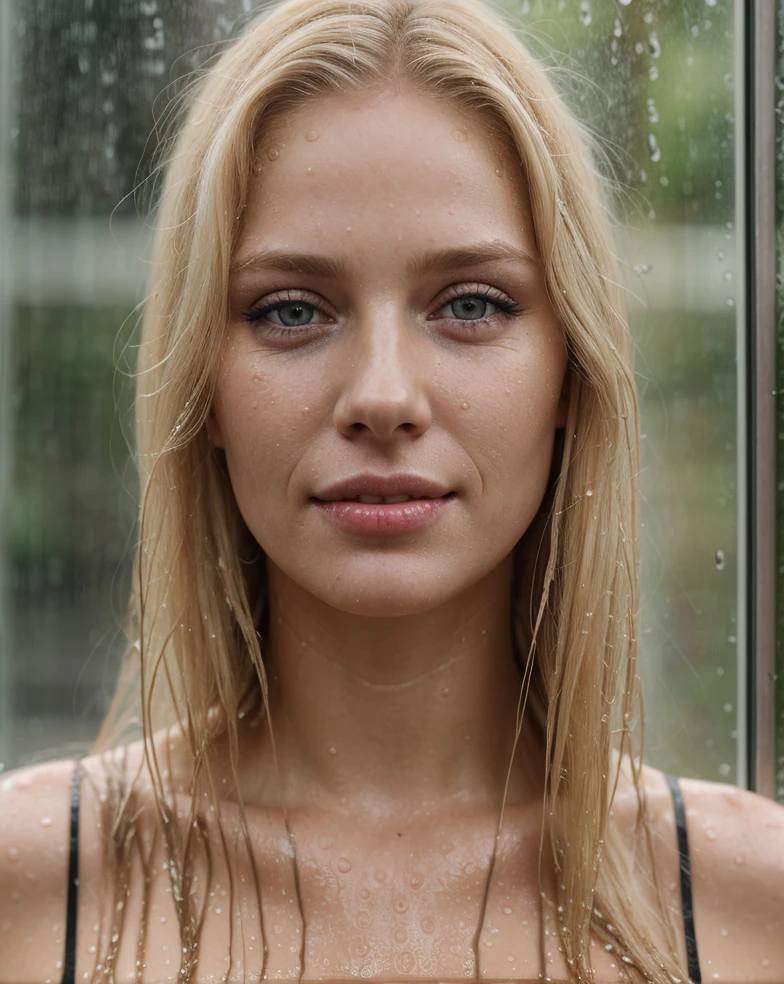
453,297,486,320
280,302,311,326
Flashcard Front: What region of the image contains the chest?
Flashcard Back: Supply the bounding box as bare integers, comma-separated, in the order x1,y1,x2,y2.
75,804,645,983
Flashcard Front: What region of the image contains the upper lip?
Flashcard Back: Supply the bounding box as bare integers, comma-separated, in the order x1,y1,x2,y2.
312,473,453,501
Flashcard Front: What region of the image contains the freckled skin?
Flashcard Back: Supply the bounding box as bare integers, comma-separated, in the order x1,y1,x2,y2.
199,86,571,978
2,88,784,984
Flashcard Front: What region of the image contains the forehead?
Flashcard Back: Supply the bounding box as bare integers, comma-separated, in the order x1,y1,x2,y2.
236,88,537,267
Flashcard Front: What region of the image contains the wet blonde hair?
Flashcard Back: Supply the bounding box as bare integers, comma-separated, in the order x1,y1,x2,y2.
90,1,687,981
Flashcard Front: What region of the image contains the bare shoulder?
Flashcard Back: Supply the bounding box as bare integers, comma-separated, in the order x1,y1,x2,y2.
0,744,156,982
629,765,784,980
677,774,784,976
0,757,80,979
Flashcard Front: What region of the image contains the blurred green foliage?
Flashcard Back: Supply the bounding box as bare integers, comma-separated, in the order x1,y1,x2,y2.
1,0,754,780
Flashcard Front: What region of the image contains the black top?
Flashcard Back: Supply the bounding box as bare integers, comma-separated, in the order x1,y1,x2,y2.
59,764,702,984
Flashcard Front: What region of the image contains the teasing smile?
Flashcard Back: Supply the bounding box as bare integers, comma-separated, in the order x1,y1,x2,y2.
206,86,569,618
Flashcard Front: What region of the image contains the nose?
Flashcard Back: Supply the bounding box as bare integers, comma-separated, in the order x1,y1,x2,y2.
333,313,432,443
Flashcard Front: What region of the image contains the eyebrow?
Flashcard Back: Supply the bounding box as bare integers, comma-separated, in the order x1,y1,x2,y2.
229,239,538,280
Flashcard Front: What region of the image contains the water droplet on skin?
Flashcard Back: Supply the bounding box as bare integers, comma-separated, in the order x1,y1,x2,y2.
503,906,513,915
328,746,338,756
394,928,407,943
345,225,352,232
39,816,53,828
306,129,319,142
337,857,352,873
734,854,745,865
317,835,334,850
393,896,409,913
374,869,387,882
410,873,423,889
7,847,19,862
267,146,280,161
452,128,467,142
585,489,593,497
360,888,370,900
461,401,471,410
421,916,435,934
761,958,771,968
705,828,718,841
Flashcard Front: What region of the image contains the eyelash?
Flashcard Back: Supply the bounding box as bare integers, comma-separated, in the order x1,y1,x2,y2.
241,284,523,339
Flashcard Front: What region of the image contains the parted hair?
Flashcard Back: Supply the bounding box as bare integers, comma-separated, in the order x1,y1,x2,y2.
89,1,686,981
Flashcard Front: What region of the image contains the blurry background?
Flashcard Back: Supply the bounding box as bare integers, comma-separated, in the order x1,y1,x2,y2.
0,0,781,800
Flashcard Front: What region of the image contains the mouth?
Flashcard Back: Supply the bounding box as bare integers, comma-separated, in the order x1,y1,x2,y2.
309,491,458,535
311,492,457,505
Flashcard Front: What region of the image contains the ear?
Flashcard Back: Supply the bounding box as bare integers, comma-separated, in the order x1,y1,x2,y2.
206,408,225,449
556,369,571,429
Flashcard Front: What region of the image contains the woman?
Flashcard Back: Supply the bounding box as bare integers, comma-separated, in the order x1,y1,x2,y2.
1,1,782,982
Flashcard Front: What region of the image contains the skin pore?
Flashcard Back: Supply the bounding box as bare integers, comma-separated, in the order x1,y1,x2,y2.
2,84,783,984
206,86,568,817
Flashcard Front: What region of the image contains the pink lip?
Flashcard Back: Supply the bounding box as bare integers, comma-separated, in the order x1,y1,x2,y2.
312,494,456,535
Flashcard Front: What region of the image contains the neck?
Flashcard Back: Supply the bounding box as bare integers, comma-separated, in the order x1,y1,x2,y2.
232,555,544,817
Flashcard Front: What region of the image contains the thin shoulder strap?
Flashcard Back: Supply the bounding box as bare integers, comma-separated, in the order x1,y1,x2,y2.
60,760,82,984
664,773,702,984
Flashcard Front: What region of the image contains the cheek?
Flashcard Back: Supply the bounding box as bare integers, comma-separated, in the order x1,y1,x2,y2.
212,359,314,495
455,350,565,482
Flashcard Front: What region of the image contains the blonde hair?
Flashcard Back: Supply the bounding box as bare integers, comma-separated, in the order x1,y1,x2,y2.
89,1,687,981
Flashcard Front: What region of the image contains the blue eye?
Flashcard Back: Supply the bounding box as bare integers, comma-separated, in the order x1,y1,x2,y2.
243,300,319,328
441,290,521,322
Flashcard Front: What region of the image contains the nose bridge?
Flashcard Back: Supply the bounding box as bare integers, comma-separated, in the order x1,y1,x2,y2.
334,306,430,440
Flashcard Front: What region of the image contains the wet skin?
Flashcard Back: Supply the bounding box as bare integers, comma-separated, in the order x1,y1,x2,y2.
2,88,783,984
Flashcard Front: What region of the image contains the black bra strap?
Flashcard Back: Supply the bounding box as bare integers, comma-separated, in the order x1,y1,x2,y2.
664,773,702,983
60,760,82,984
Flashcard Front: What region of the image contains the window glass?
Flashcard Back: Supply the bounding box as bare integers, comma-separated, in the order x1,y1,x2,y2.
0,0,744,784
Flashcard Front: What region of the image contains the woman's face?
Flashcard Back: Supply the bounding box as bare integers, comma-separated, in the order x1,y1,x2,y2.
207,88,568,616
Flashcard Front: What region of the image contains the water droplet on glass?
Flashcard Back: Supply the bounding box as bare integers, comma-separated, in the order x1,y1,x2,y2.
719,763,731,777
715,550,725,570
647,133,661,163
579,0,592,26
648,32,661,58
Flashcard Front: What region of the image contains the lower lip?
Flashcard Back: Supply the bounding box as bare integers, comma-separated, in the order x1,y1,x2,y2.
312,494,456,535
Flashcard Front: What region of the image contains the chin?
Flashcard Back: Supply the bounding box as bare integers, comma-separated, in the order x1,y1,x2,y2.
313,574,461,618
